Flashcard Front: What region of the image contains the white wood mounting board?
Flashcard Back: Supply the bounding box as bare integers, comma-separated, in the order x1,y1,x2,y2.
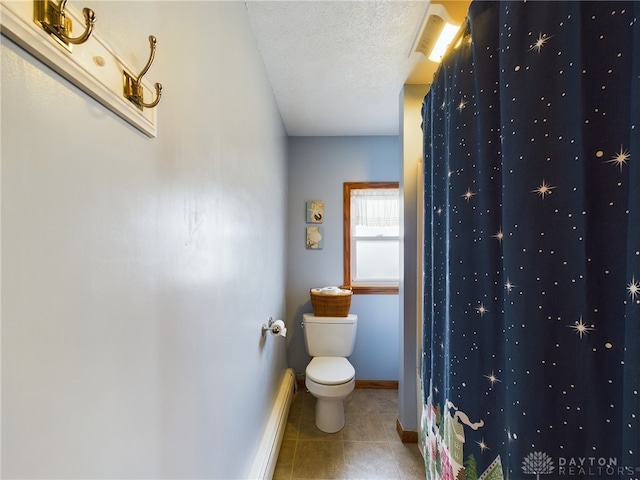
1,1,158,138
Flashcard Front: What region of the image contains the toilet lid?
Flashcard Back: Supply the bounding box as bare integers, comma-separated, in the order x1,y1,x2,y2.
306,357,355,385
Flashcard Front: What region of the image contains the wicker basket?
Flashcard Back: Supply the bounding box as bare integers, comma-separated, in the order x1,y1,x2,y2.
310,288,352,317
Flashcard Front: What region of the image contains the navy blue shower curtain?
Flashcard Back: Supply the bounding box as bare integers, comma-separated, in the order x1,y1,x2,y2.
421,2,639,479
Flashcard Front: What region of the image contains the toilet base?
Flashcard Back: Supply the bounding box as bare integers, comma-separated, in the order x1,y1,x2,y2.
305,376,355,433
315,397,346,433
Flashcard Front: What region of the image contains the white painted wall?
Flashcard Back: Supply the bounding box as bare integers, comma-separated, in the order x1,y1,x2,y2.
1,2,288,478
286,136,400,381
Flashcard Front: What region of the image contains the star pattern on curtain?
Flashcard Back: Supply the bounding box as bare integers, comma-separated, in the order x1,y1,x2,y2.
421,2,639,480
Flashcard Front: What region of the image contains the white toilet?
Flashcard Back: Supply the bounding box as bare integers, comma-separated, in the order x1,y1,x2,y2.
302,313,358,433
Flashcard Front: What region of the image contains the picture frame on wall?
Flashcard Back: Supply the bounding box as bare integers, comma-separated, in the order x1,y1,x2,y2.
306,226,324,250
306,200,324,223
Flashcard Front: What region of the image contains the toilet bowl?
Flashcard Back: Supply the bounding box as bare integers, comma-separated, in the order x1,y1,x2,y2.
305,356,355,433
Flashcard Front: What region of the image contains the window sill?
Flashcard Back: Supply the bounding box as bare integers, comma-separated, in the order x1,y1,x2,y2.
342,285,399,295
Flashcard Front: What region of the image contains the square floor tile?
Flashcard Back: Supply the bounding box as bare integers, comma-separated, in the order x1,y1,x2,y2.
292,440,345,479
273,439,296,480
344,441,400,479
342,413,387,442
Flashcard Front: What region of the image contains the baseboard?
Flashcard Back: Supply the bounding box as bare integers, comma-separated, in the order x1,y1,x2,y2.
355,380,398,389
248,368,296,480
396,419,418,443
296,378,398,390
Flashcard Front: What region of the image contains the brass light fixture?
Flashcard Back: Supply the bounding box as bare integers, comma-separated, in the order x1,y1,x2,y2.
34,0,95,51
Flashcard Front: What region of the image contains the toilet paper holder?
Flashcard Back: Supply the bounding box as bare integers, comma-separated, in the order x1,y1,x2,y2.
262,317,287,337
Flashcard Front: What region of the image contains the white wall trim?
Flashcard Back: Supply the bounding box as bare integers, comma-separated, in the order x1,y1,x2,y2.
249,368,296,480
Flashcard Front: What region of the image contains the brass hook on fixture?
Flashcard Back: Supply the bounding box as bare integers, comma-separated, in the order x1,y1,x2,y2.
123,35,163,110
34,0,96,49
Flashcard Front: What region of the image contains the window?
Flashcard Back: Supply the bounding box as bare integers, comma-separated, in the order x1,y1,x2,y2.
343,182,400,294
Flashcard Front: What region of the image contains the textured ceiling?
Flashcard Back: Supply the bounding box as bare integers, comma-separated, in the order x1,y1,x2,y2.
246,1,433,137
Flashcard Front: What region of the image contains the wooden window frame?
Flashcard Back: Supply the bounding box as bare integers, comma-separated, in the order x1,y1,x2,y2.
343,182,400,295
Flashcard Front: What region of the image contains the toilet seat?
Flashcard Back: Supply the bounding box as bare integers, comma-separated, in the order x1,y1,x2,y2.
306,357,355,385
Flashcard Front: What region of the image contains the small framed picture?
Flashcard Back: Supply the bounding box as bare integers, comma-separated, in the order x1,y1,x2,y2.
306,226,324,250
306,200,324,223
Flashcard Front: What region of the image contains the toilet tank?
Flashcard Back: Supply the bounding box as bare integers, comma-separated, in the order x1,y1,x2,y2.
303,313,358,357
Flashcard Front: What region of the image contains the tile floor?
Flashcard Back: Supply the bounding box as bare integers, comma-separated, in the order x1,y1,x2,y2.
273,388,426,480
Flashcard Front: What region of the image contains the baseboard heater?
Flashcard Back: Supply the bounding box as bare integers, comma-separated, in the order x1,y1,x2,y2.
249,368,296,480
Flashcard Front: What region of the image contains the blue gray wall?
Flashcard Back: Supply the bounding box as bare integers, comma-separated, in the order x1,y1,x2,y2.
1,3,288,478
286,136,401,381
